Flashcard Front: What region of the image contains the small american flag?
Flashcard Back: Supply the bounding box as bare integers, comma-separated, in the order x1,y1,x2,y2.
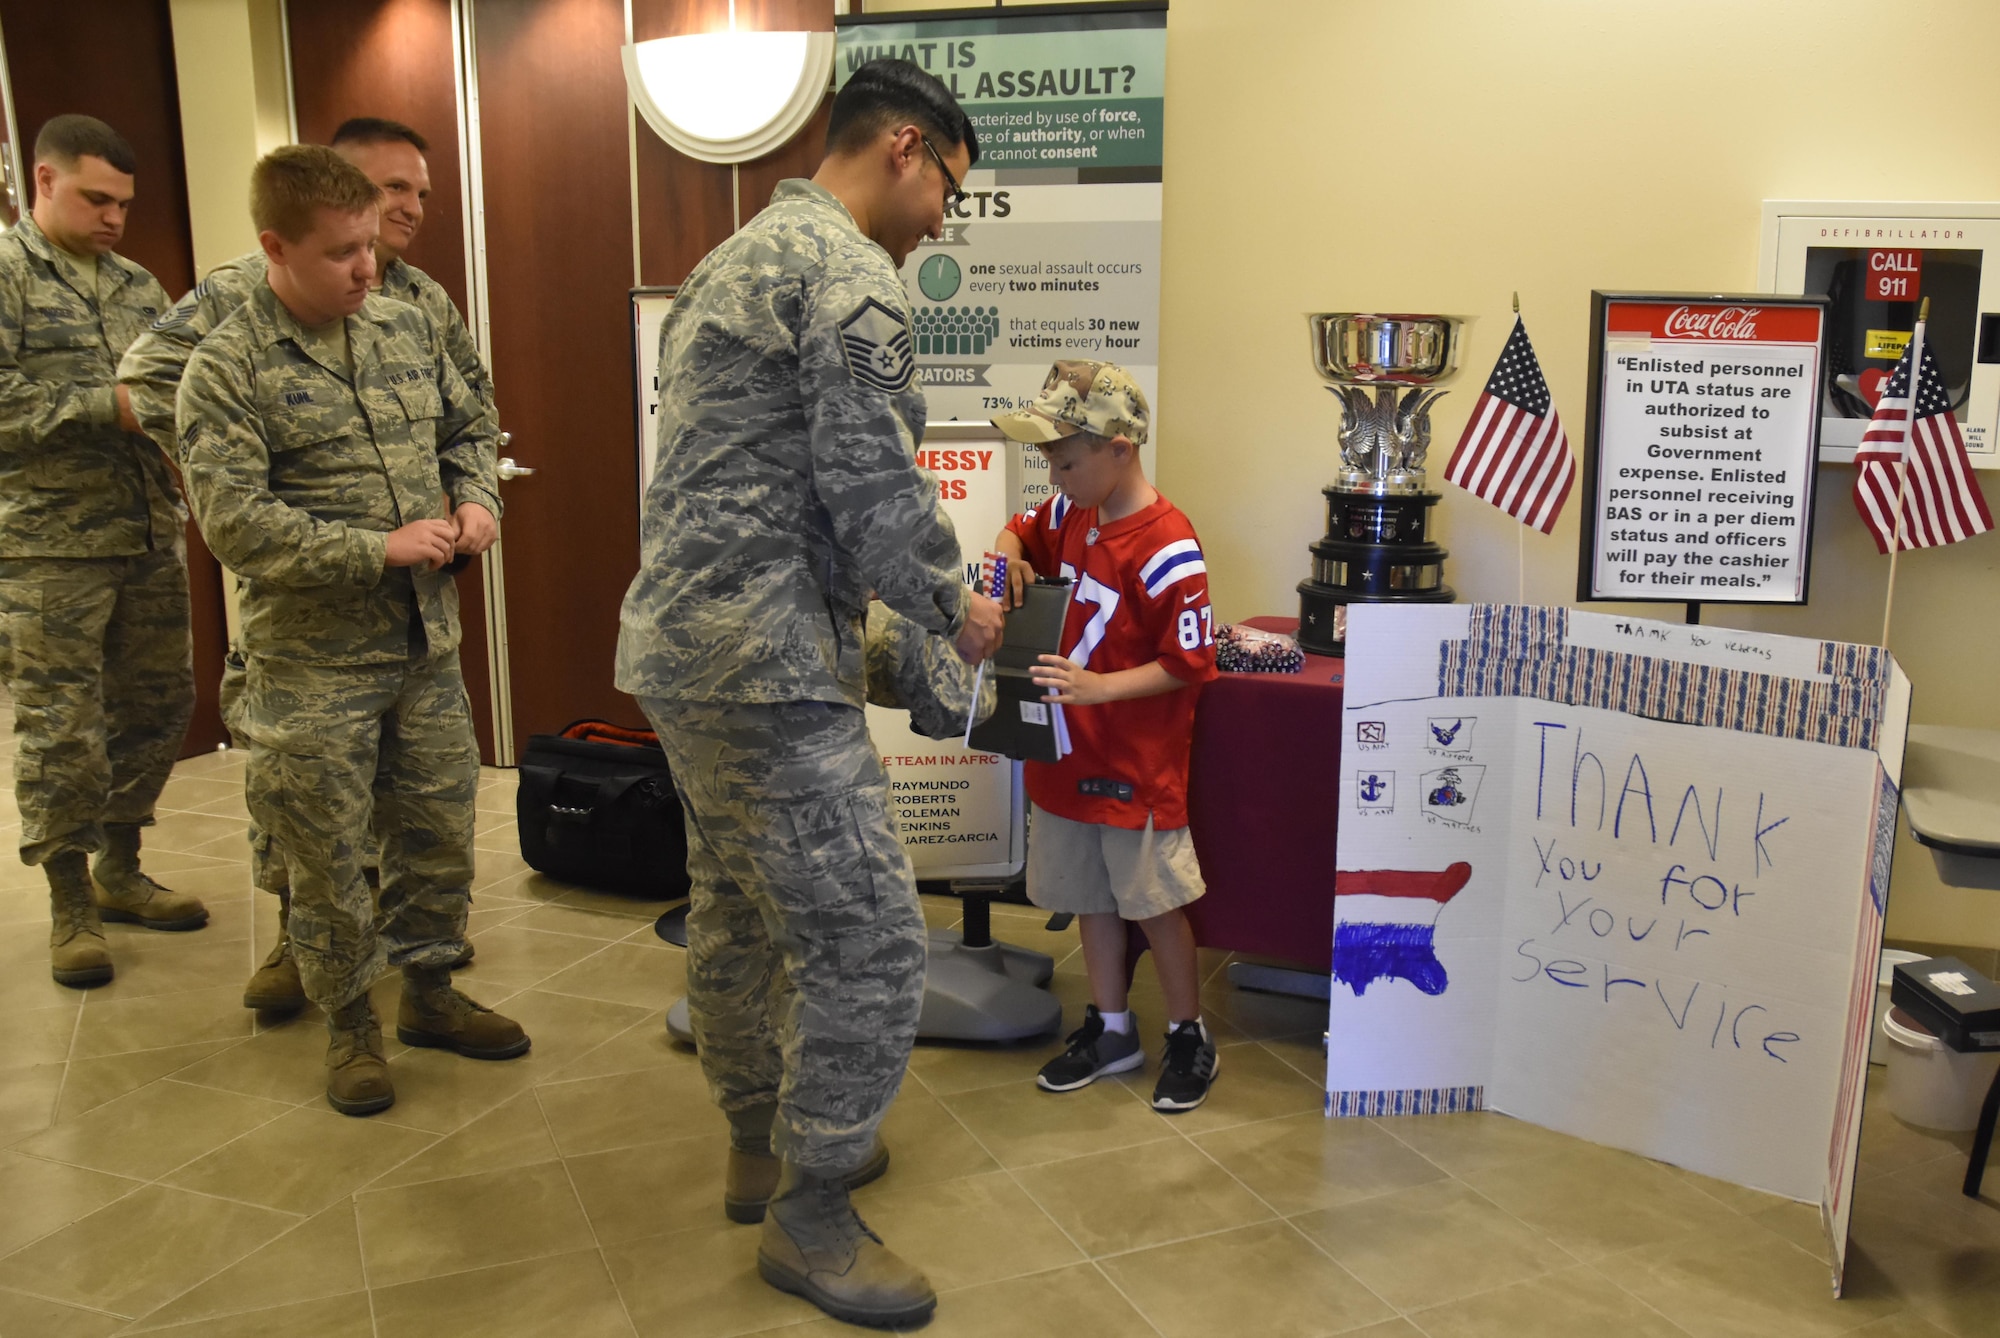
981,552,1008,599
1852,329,1993,553
1443,316,1574,534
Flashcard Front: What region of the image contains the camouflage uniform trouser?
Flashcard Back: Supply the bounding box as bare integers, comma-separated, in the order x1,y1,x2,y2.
221,648,382,897
0,542,194,864
239,649,478,1009
640,695,925,1177
218,650,284,894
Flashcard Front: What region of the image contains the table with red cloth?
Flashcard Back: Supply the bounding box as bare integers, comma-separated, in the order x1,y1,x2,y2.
1183,616,1343,976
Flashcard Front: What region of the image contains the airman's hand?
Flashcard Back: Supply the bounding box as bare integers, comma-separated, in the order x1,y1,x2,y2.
954,591,1005,665
385,518,457,571
114,384,141,434
453,502,498,555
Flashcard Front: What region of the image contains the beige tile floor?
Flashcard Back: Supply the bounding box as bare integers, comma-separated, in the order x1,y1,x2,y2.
0,750,1998,1336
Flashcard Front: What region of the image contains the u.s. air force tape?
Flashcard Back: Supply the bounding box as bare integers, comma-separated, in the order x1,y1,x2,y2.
837,296,915,394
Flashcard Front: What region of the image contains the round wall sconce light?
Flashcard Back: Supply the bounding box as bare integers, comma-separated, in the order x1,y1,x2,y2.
622,29,835,165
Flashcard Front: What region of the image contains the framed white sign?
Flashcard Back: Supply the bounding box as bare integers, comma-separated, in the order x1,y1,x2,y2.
1578,292,1829,606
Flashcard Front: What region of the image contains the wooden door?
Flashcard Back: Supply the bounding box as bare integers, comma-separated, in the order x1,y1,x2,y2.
286,0,501,762
470,0,642,755
0,0,228,755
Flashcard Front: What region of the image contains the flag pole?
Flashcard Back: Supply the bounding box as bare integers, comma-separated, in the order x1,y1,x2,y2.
1513,291,1526,604
1881,299,1927,648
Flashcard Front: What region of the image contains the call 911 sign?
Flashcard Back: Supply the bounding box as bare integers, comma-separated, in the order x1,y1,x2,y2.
1579,293,1830,605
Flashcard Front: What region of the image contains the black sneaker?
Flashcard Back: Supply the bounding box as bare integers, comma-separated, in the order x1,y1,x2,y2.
1036,1005,1145,1092
1151,1020,1218,1112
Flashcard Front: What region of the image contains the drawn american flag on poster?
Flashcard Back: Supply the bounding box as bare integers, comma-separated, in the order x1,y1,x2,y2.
1851,330,1993,552
1443,317,1575,534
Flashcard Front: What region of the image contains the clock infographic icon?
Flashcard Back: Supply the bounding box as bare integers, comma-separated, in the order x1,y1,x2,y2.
917,253,961,302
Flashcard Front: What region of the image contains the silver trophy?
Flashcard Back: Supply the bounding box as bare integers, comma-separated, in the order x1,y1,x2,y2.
1297,313,1466,654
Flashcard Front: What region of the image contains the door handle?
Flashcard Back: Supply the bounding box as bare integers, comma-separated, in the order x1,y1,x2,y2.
498,456,535,481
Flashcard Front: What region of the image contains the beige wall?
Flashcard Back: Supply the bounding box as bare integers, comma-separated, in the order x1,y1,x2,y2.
874,0,2000,946
169,0,290,648
1146,0,2000,946
169,0,292,275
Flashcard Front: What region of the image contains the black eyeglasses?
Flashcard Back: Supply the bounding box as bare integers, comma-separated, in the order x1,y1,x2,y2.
918,135,967,211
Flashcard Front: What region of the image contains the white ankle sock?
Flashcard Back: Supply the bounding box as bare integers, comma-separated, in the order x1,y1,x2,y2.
1168,1016,1203,1035
1099,1009,1133,1034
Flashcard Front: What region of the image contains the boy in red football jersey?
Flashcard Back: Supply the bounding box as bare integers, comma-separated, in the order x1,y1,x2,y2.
991,361,1220,1111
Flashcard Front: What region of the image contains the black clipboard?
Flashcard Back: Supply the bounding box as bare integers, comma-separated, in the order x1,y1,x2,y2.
967,579,1072,763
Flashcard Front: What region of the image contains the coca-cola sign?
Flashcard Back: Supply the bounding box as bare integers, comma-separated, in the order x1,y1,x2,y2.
1661,305,1762,340
1605,299,1823,345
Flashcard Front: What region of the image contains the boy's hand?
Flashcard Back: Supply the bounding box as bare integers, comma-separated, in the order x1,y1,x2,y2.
385,518,457,571
1004,556,1036,610
1031,657,1185,706
1030,654,1109,705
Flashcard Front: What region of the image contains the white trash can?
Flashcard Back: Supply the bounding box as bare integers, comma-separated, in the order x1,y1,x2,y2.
1882,1006,2000,1131
1872,950,1933,1065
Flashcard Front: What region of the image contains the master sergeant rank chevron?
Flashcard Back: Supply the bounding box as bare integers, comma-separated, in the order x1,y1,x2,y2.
838,296,916,393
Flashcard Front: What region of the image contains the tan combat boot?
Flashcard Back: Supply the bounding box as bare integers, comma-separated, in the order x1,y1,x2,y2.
48,852,113,987
93,823,208,931
725,1102,892,1224
758,1161,935,1328
326,996,394,1116
397,966,530,1059
243,889,306,1010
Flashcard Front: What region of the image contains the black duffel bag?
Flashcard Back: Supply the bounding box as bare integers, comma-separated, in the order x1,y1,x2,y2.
516,720,690,898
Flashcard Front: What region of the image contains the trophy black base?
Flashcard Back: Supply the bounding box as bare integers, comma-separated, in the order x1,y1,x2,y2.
1297,582,1456,658
1296,486,1453,657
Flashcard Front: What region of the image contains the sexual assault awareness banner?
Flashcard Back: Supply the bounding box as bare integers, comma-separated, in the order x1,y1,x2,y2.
835,2,1166,493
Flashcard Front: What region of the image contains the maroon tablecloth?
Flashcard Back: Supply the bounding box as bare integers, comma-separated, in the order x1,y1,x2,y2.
1184,616,1343,971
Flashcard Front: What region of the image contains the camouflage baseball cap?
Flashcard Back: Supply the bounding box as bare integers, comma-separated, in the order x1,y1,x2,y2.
991,360,1150,446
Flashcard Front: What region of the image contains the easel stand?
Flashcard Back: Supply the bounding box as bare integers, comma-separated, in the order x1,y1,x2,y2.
919,879,1062,1041
662,880,1062,1046
1964,1066,2000,1197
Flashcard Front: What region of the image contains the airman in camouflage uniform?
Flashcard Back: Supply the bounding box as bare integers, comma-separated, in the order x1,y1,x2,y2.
179,145,522,1118
0,115,205,989
614,57,1003,1329
119,117,495,1009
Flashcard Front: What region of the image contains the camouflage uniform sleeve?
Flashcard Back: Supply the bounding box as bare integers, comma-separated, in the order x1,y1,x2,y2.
400,271,496,417
436,295,496,416
119,282,223,453
426,314,501,518
178,347,389,588
0,250,118,449
118,262,265,456
799,261,965,639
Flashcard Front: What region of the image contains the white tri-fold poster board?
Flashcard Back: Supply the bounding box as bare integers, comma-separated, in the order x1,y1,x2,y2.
1333,603,1910,1294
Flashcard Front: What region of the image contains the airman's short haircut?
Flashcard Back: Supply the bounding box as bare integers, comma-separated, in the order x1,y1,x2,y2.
251,145,382,242
33,115,137,175
330,117,429,153
827,58,979,166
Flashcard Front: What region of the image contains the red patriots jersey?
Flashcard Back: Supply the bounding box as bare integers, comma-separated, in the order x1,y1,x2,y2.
1004,491,1218,829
